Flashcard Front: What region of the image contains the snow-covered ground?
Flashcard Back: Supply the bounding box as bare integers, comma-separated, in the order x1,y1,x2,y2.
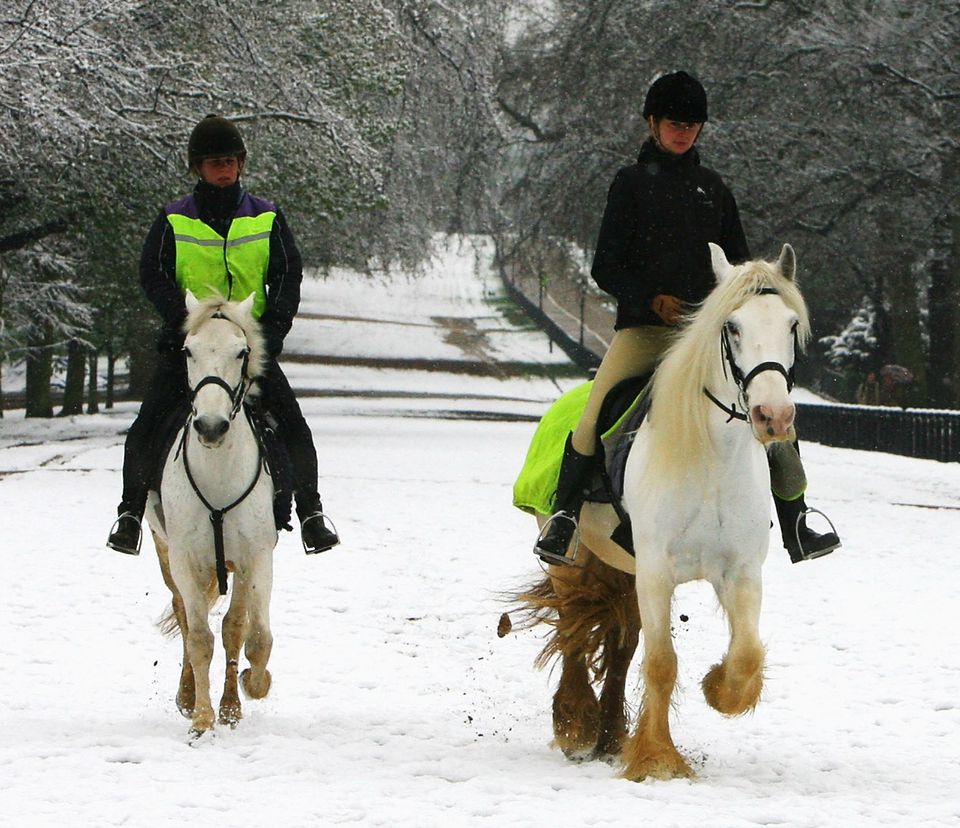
1,236,958,827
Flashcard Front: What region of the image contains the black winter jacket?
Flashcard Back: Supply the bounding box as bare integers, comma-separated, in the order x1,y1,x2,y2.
139,179,304,356
591,139,750,329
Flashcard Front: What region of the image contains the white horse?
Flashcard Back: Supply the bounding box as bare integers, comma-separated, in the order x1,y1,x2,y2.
515,243,810,780
146,291,278,736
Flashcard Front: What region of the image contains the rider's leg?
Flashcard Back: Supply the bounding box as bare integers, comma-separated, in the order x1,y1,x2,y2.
258,362,339,554
770,439,841,563
535,326,671,565
107,350,188,555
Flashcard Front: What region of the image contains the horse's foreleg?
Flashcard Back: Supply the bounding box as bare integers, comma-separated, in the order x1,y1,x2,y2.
240,558,273,701
173,560,216,735
218,584,248,726
154,533,195,717
622,578,692,781
703,575,765,716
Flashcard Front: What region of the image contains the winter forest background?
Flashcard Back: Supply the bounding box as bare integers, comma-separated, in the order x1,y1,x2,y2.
1,0,958,415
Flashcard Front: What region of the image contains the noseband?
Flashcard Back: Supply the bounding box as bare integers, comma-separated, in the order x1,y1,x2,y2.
705,287,796,423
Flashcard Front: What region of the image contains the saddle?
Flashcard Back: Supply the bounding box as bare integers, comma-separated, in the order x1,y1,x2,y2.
513,373,655,555
149,399,294,532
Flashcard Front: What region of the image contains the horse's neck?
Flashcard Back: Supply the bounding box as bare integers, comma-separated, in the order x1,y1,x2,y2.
704,375,762,466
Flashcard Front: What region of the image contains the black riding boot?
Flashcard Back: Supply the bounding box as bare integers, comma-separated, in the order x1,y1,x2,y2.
774,493,841,564
106,501,145,556
534,433,595,566
297,493,340,555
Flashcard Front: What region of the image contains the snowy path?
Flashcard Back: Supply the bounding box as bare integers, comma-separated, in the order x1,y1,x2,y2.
1,238,958,827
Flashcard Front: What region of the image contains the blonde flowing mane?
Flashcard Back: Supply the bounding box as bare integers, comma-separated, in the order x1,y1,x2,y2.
644,257,810,480
182,294,268,383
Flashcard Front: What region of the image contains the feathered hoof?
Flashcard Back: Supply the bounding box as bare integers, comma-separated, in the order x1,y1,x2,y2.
702,660,763,716
240,667,272,700
621,747,695,781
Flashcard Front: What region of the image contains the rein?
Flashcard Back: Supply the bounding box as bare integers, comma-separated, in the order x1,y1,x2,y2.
179,342,260,595
704,287,796,422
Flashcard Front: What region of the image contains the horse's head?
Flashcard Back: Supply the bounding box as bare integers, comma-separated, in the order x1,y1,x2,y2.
709,243,810,445
183,291,263,448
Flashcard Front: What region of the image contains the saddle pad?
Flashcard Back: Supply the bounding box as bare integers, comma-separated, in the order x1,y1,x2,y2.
512,381,592,516
512,376,652,516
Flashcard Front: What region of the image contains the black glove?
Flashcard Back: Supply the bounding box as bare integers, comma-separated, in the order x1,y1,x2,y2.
264,331,284,359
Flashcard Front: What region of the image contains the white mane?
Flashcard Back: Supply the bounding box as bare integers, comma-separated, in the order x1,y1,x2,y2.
644,256,811,480
182,293,268,384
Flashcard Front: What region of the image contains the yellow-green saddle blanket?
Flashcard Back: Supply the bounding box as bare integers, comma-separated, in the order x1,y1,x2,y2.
512,378,650,516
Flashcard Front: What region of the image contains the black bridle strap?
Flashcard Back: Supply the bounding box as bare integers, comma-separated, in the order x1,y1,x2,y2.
703,387,748,422
189,349,251,420
741,360,793,392
179,407,264,595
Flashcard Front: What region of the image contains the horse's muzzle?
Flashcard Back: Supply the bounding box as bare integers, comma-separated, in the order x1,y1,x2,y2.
193,415,230,446
749,403,795,444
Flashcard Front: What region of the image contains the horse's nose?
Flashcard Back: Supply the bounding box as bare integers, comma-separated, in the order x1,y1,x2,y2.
193,415,230,444
749,402,795,443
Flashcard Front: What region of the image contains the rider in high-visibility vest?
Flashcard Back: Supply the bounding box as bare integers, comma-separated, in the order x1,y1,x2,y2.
107,115,339,556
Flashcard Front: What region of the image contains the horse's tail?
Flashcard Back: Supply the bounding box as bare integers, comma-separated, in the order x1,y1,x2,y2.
503,551,639,685
158,573,221,638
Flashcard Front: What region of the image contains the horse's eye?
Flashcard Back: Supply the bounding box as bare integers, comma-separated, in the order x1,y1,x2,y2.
238,347,250,360
183,346,192,358
790,320,799,334
724,321,740,339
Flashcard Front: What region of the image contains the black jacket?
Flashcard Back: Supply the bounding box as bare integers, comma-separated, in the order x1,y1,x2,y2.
139,179,304,356
591,139,750,329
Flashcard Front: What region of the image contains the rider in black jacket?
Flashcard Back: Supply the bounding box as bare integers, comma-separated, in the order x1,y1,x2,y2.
107,115,340,557
534,72,840,567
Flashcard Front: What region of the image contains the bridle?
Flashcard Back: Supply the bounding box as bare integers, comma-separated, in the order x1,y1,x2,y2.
704,287,797,423
178,319,262,595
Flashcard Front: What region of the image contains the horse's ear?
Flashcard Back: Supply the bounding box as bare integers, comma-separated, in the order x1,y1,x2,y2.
185,290,200,313
709,242,734,283
776,244,796,281
238,292,256,317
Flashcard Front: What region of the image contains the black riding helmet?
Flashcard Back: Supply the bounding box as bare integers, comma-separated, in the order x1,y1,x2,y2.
642,71,708,122
187,115,247,167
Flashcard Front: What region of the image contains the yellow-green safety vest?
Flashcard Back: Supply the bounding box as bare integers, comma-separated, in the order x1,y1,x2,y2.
166,193,275,318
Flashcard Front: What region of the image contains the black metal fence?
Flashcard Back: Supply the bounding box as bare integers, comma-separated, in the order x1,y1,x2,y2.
797,403,960,463
497,245,960,464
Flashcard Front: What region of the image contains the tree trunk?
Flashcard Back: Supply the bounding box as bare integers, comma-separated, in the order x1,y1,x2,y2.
59,338,86,416
25,331,54,418
106,346,115,409
878,209,927,406
127,330,156,401
86,348,99,414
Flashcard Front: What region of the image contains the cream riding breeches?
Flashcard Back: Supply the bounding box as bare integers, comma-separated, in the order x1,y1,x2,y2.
571,325,673,456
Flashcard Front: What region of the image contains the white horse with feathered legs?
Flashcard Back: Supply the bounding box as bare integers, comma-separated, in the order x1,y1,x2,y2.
514,243,810,780
146,291,278,736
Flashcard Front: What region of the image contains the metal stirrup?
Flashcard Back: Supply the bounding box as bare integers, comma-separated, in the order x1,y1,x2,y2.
534,511,581,565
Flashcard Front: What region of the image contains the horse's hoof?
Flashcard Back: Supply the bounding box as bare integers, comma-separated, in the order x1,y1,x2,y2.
218,703,242,727
176,694,195,719
240,667,272,700
622,749,695,781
